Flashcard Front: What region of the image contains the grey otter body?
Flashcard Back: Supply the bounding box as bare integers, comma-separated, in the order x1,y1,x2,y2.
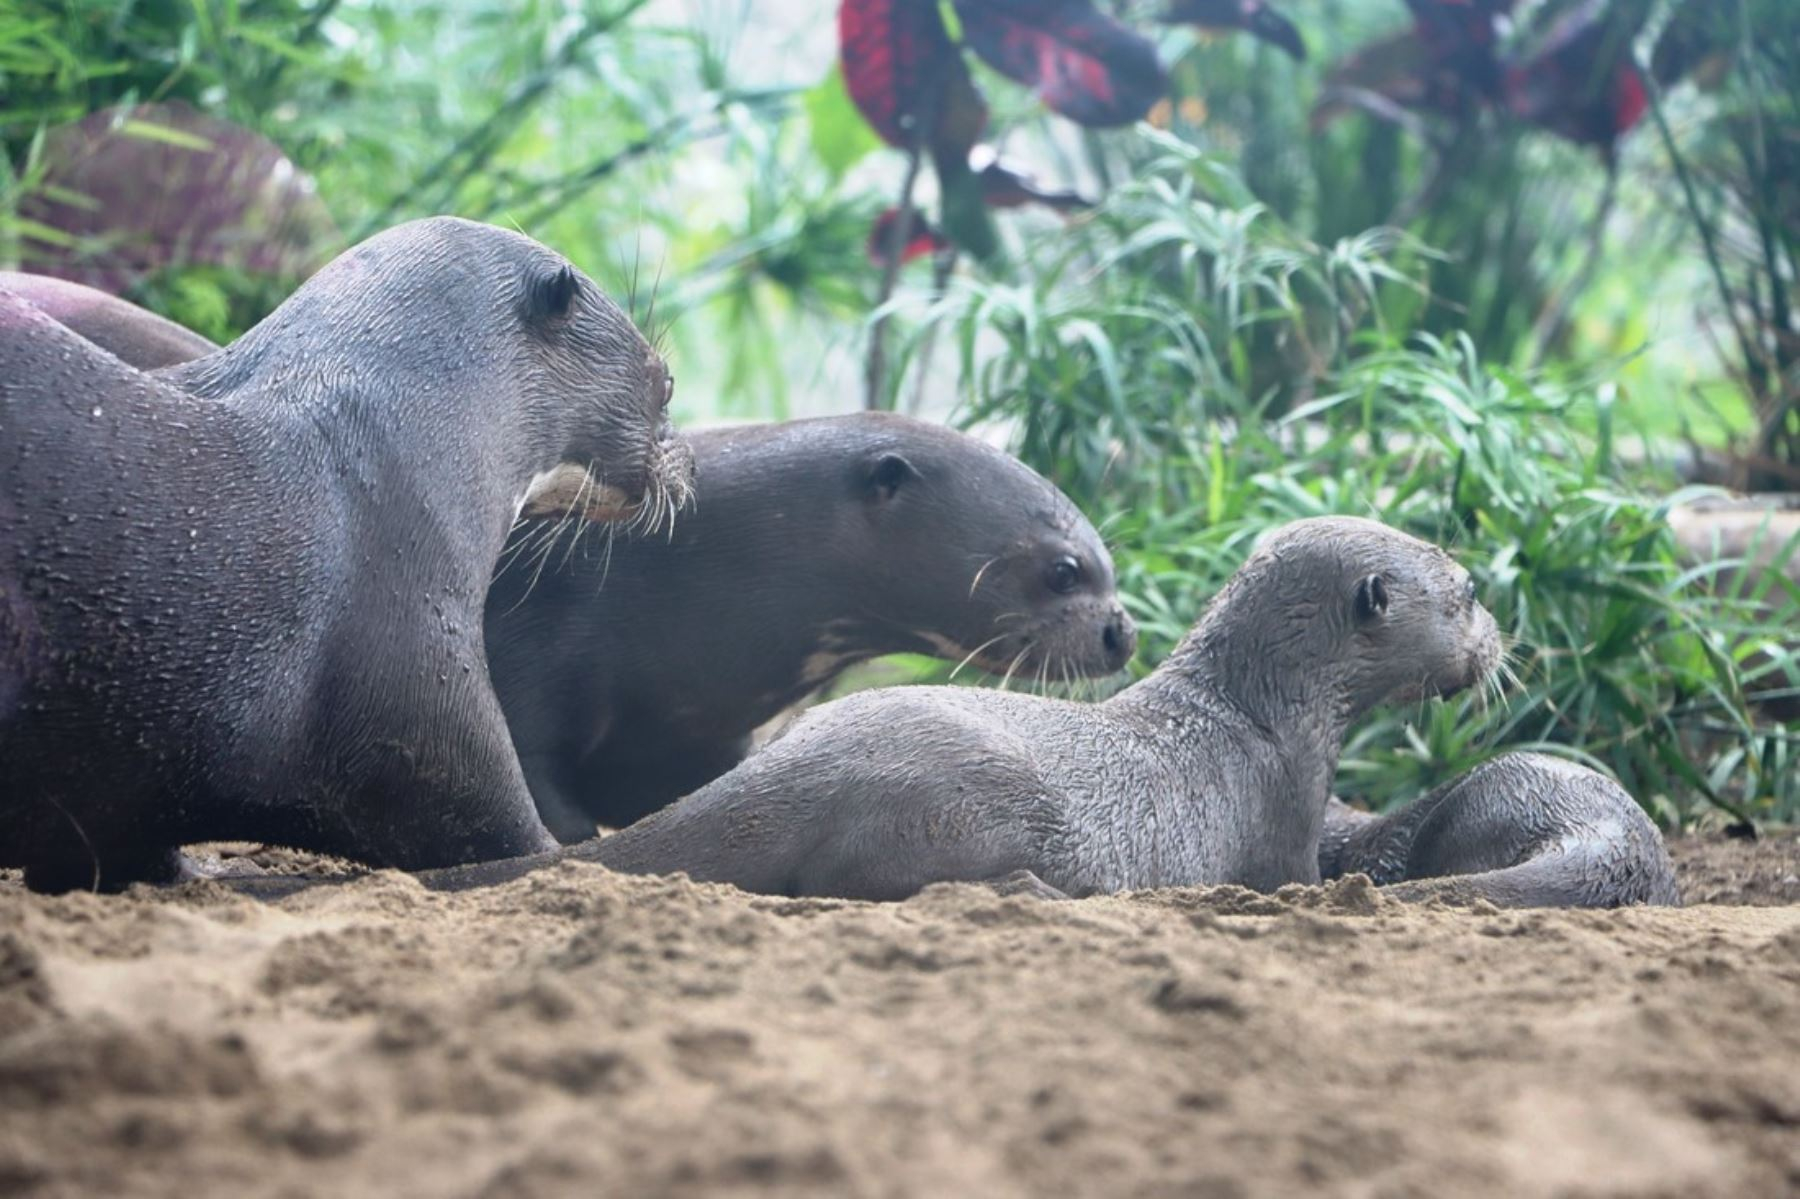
0,289,1139,839
565,516,1503,899
0,217,690,892
1319,754,1680,907
10,287,1683,909
486,414,1137,839
0,271,216,369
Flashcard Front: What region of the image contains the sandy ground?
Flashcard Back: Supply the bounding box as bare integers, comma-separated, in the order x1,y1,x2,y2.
2,835,1797,1199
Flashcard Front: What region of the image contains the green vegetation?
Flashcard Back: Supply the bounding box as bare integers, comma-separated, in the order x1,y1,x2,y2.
4,1,1796,821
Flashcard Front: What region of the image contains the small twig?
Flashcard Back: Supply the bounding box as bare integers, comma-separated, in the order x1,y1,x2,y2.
904,247,960,415
1530,160,1619,366
1640,50,1759,391
864,142,926,411
353,0,651,240
493,89,793,228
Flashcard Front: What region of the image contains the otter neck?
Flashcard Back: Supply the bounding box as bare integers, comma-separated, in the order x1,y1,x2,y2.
172,312,556,586
1135,602,1360,744
1103,591,1363,891
607,427,907,718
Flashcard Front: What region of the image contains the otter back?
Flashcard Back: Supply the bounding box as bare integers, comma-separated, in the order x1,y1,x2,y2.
0,217,686,892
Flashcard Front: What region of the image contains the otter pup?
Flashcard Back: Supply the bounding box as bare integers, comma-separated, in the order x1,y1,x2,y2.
1319,754,1680,907
487,415,1137,839
440,516,1496,900
0,217,691,892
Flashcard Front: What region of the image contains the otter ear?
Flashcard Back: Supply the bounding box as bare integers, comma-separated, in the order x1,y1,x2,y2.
862,452,921,503
1354,574,1390,624
528,264,580,323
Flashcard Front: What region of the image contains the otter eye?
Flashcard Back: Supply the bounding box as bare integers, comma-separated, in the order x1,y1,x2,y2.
1464,576,1478,604
661,372,674,410
1046,557,1082,595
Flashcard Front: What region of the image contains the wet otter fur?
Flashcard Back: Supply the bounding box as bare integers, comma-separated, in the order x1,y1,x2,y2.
487,414,1137,839
7,286,1682,909
398,517,1502,899
0,271,216,369
0,217,691,892
1319,754,1680,908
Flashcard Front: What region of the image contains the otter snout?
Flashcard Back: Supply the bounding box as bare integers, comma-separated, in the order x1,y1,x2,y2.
1101,606,1137,673
1020,599,1136,678
1458,603,1503,694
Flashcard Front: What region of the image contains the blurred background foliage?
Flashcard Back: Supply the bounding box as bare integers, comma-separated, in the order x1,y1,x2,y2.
2,0,1796,822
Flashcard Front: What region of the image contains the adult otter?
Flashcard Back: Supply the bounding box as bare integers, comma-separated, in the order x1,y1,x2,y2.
0,293,1136,839
486,414,1137,839
391,517,1500,899
0,217,691,893
1318,755,1680,907
0,271,217,368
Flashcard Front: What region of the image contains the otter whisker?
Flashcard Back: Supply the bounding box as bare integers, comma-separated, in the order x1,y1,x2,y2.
968,556,1002,599
556,462,601,571
997,644,1031,692
949,634,1010,681
498,514,580,616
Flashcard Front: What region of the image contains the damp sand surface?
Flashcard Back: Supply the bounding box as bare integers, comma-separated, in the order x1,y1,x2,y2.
1,834,1797,1199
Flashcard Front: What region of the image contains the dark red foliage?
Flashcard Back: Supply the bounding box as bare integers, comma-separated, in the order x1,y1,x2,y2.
973,149,1091,211
1401,0,1507,107
839,0,961,147
954,0,1168,127
866,206,951,266
18,101,335,293
1159,0,1306,61
1651,0,1734,87
1504,0,1648,148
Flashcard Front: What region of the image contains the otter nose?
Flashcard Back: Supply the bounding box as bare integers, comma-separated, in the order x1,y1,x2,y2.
1101,607,1137,671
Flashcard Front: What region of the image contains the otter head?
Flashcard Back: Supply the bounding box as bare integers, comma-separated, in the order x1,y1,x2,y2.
842,419,1135,682
483,231,692,533
1237,516,1501,714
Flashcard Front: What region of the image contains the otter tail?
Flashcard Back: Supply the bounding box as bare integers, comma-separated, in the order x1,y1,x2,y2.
1322,753,1680,909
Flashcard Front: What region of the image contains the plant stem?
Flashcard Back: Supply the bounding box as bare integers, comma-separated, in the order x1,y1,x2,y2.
1529,160,1618,367
904,247,959,415
353,0,651,240
864,142,925,411
1639,51,1758,405
497,89,794,228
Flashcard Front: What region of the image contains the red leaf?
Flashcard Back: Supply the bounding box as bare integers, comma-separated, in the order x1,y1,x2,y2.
1504,0,1649,147
839,0,960,147
867,206,951,266
954,0,1168,128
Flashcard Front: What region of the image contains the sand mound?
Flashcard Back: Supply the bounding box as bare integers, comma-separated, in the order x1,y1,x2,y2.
3,839,1798,1198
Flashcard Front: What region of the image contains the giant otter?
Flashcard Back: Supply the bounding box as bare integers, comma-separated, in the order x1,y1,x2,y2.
1318,755,1680,907
485,414,1137,839
0,217,691,893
